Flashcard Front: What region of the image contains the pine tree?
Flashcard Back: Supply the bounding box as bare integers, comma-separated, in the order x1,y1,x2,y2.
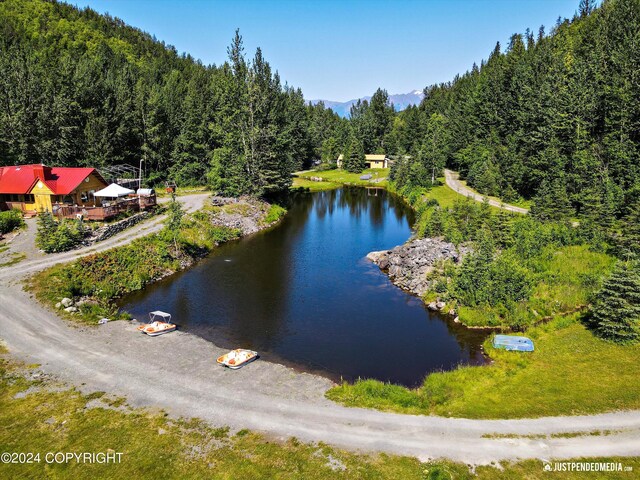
615,200,640,258
530,176,574,222
589,261,640,343
453,228,495,305
165,193,185,251
35,211,57,251
344,136,366,173
492,210,515,248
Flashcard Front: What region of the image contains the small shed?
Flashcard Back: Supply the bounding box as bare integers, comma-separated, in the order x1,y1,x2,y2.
492,335,534,352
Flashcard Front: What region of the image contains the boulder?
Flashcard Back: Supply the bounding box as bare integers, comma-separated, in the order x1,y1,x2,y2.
64,306,78,313
427,302,438,311
55,302,62,309
367,238,471,299
436,301,446,310
61,298,73,308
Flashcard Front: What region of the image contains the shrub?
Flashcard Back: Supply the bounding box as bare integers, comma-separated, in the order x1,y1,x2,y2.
263,204,286,225
0,209,24,235
35,212,86,253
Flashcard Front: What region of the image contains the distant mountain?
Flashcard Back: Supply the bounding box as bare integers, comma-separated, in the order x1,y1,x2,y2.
310,90,424,118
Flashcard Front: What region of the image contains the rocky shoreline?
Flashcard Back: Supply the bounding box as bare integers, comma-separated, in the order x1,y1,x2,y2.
367,237,470,311
210,196,282,235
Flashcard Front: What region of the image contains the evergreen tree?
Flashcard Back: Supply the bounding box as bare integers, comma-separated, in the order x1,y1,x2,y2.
343,136,366,173
589,261,640,343
616,200,640,258
453,229,495,305
530,176,574,222
492,210,515,248
165,193,185,251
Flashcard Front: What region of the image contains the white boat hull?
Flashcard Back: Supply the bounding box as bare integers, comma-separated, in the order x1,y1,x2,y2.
144,326,176,336
216,349,258,369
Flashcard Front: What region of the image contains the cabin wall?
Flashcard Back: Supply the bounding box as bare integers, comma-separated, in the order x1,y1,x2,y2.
71,173,108,206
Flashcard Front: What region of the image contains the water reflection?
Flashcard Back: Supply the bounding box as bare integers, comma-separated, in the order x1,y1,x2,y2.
121,188,487,387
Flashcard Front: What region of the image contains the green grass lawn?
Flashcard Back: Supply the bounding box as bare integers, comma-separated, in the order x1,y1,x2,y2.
291,177,341,191
421,181,464,209
327,314,640,419
1,347,636,479
297,168,390,187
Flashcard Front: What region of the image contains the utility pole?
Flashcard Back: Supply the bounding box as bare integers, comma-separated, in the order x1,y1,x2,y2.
138,156,144,190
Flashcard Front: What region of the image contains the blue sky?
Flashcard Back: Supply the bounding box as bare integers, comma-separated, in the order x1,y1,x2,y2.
71,0,581,102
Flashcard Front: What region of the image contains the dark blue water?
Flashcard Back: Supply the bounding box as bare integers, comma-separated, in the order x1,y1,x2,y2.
121,188,487,387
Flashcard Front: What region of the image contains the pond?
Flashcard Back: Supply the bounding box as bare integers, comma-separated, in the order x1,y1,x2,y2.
121,187,488,387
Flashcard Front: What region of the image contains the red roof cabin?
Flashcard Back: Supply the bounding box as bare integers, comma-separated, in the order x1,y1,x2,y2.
0,164,108,216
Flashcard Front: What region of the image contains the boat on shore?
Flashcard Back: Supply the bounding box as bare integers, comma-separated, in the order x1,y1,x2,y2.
216,349,258,369
492,334,534,352
137,311,176,337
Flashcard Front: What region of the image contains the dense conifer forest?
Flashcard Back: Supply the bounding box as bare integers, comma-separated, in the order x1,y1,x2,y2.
2,0,639,217
0,0,346,195
389,0,640,222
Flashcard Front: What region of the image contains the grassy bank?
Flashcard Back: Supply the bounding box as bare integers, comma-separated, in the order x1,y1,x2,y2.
455,176,533,210
29,199,290,325
456,244,615,327
291,177,341,191
328,314,640,418
327,179,636,419
296,168,389,188
155,186,210,198
388,179,464,209
1,350,636,479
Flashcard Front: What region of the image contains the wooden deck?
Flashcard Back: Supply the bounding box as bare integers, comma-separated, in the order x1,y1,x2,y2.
54,195,156,221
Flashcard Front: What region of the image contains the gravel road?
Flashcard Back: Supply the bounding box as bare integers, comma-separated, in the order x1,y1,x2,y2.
1,192,639,464
444,169,529,214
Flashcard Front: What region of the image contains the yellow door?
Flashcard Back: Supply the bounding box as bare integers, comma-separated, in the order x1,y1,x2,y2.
34,194,52,213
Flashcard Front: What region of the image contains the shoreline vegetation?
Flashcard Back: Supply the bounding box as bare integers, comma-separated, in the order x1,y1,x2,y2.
292,168,389,192
27,165,639,422
313,173,640,420
3,347,636,479
29,197,286,325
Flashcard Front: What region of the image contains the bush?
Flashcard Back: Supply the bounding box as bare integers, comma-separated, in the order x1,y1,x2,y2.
35,212,86,253
263,204,286,225
0,209,24,235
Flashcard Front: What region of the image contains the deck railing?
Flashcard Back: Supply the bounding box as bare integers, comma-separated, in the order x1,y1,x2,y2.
54,195,156,221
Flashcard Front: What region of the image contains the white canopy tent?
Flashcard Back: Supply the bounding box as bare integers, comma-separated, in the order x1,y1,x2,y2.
94,183,135,198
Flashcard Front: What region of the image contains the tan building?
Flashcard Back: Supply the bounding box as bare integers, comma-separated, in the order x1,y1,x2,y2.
337,154,390,169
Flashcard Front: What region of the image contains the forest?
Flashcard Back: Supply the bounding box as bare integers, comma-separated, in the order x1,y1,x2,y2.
2,0,639,215
0,0,348,196
388,0,640,223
